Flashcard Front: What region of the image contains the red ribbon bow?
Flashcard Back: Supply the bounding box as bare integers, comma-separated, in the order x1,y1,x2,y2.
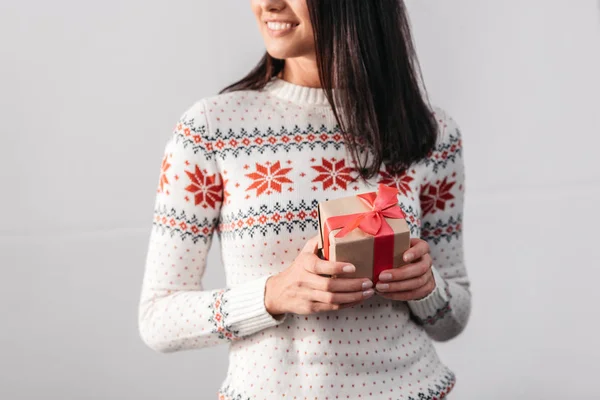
322,184,406,284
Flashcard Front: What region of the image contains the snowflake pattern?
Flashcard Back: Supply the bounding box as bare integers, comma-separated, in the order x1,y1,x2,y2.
377,165,414,197
245,161,293,196
157,154,171,193
222,177,232,205
311,157,356,191
184,165,223,209
420,175,456,216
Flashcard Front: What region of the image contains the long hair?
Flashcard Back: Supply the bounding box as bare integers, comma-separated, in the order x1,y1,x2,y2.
220,0,438,181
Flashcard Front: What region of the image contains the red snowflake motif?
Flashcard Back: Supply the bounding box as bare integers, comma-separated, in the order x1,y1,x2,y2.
420,176,456,216
222,178,231,205
157,154,171,193
245,161,293,196
184,165,223,209
311,158,355,191
377,165,414,196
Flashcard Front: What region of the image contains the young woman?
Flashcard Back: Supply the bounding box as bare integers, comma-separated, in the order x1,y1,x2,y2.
138,1,471,398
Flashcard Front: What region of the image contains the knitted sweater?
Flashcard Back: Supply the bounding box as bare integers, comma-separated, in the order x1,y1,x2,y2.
138,77,471,400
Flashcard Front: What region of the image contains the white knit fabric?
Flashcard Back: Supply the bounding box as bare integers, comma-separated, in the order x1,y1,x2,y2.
138,77,471,399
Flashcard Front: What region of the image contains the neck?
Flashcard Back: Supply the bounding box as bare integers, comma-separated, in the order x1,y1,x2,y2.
280,56,321,88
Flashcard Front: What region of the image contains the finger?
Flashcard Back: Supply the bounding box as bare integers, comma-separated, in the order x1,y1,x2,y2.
378,254,432,282
308,291,373,313
305,273,373,292
375,271,432,293
305,257,357,277
309,288,374,304
377,278,436,301
403,238,430,263
310,296,370,312
309,302,342,313
302,235,321,255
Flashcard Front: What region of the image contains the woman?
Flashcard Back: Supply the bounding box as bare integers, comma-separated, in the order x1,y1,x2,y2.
138,0,471,398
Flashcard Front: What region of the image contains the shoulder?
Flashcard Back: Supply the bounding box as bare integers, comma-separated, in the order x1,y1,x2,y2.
179,89,260,116
172,90,246,131
199,89,267,117
422,105,465,176
165,99,214,158
178,89,267,132
169,89,264,153
202,89,264,108
430,104,463,152
170,100,210,144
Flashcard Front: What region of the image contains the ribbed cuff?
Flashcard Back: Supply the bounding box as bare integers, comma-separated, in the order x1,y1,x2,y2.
222,274,287,338
407,266,450,319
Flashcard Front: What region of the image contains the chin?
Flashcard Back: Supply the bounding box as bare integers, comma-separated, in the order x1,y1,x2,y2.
266,49,294,60
265,43,314,61
264,44,299,60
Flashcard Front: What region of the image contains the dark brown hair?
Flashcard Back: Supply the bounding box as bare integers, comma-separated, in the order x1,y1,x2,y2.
220,0,438,181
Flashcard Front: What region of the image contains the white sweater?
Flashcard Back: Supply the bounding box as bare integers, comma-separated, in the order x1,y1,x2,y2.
138,77,471,399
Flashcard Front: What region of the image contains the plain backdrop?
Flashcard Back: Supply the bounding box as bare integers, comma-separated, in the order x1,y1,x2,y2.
1,1,600,399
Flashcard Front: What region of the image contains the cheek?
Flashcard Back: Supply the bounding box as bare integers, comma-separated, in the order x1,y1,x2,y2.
295,2,313,39
302,25,315,48
293,0,311,21
250,0,263,25
298,32,315,55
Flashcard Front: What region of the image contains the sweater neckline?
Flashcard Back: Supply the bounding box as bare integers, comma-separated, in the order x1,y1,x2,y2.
264,77,331,106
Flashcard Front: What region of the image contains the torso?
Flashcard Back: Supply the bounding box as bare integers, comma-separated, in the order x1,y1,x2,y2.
199,79,456,399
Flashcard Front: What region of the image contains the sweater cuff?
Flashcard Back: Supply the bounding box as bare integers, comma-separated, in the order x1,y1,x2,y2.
407,266,450,320
222,274,287,338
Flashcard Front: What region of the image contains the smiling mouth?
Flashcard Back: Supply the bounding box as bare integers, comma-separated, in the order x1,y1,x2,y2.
265,21,299,33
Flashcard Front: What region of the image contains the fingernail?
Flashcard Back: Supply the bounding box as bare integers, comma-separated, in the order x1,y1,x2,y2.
343,264,356,273
363,289,374,297
376,283,390,291
362,280,373,289
404,253,413,262
379,273,392,281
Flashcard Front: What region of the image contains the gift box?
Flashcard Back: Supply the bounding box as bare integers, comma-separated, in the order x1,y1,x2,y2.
317,184,411,285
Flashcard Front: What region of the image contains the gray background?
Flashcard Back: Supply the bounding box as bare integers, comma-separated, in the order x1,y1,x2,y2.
1,0,599,399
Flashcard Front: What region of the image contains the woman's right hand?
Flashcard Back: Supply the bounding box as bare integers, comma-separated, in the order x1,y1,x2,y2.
264,235,375,316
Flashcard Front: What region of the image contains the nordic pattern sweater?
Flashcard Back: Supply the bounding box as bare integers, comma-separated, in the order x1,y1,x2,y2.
138,77,472,400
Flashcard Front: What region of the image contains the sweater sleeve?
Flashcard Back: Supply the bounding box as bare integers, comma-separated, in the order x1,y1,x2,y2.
138,100,286,353
406,108,472,342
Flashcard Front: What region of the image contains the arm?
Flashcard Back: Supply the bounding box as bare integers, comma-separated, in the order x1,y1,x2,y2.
406,108,472,342
138,100,286,353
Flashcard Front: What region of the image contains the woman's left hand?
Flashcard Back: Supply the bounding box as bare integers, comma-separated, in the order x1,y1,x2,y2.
375,238,436,301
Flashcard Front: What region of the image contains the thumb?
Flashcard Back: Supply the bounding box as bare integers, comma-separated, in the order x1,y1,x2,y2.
302,235,321,255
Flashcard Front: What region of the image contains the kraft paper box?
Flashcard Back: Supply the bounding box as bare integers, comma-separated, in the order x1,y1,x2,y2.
317,186,411,283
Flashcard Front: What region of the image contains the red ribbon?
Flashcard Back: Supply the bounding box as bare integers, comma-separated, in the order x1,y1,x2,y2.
322,184,406,284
